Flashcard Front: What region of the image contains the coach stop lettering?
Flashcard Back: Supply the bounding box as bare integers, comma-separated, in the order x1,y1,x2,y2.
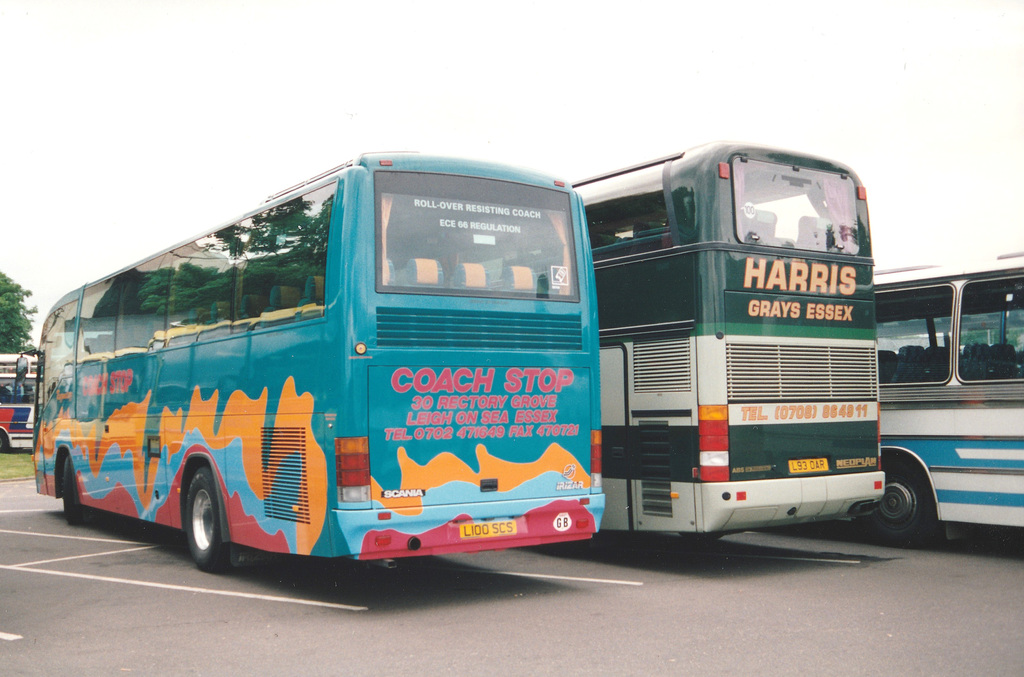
385,367,581,442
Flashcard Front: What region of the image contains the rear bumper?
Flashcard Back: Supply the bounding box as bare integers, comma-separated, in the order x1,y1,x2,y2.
699,471,884,532
329,494,605,560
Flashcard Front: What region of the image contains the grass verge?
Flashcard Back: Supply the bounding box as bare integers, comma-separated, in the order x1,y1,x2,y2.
0,451,35,481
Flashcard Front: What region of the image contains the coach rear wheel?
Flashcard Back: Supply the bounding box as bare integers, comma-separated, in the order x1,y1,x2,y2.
863,457,940,548
184,467,231,573
62,458,85,525
0,430,11,454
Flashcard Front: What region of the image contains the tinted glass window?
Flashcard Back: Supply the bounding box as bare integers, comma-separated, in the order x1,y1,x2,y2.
78,280,117,361
167,232,236,345
958,276,1024,381
235,184,333,328
876,285,954,384
161,184,333,345
578,164,669,262
733,158,860,255
0,358,35,404
376,172,577,301
0,375,35,405
40,299,78,408
116,259,170,353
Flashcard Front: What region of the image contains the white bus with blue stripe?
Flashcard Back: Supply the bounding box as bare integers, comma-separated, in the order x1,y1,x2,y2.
868,255,1024,545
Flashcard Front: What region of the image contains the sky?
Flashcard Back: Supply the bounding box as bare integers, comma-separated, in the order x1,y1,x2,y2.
2,0,1023,341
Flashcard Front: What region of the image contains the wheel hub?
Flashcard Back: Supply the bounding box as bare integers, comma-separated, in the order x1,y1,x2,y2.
879,481,916,527
191,489,214,551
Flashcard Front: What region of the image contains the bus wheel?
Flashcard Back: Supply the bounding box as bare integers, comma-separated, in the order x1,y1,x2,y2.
864,457,939,547
62,459,85,525
0,430,11,454
184,467,231,573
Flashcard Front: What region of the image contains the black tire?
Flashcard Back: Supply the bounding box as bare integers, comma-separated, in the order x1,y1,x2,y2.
863,456,940,547
184,467,231,572
62,457,85,526
0,430,11,454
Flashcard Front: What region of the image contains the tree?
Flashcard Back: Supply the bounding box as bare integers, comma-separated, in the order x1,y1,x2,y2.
0,270,36,352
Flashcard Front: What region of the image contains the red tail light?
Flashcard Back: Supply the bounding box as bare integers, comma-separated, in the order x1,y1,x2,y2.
336,437,370,503
698,405,729,482
591,430,602,489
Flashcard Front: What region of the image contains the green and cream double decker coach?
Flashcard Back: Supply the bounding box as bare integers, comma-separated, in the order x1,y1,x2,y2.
576,142,883,535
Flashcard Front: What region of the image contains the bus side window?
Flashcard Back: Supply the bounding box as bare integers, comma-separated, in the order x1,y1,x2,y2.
958,276,1024,382
239,184,333,329
79,281,117,361
115,259,170,354
876,285,954,385
259,285,302,327
168,234,234,345
877,350,898,384
39,299,78,412
583,169,670,262
298,276,325,319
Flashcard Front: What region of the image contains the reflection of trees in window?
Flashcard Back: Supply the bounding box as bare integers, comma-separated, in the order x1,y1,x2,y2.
92,283,121,319
117,264,170,352
167,231,237,331
236,186,332,322
168,250,235,333
139,268,174,317
74,184,334,352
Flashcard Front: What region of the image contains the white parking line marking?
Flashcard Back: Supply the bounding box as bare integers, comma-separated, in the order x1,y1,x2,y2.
0,631,23,641
13,545,159,568
0,509,56,514
0,565,368,612
0,528,147,545
443,566,643,586
492,570,644,586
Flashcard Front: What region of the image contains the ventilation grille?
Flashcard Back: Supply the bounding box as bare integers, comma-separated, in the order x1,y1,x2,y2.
261,427,310,524
638,423,673,517
633,338,692,393
727,343,878,402
377,307,582,351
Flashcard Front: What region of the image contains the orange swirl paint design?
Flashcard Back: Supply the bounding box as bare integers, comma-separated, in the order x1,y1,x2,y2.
40,377,326,557
158,378,326,555
377,442,588,515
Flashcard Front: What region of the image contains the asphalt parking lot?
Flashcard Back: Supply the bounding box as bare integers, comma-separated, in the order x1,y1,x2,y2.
2,478,1023,676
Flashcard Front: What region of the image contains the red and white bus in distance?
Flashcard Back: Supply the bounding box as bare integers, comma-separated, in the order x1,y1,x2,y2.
0,354,36,453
